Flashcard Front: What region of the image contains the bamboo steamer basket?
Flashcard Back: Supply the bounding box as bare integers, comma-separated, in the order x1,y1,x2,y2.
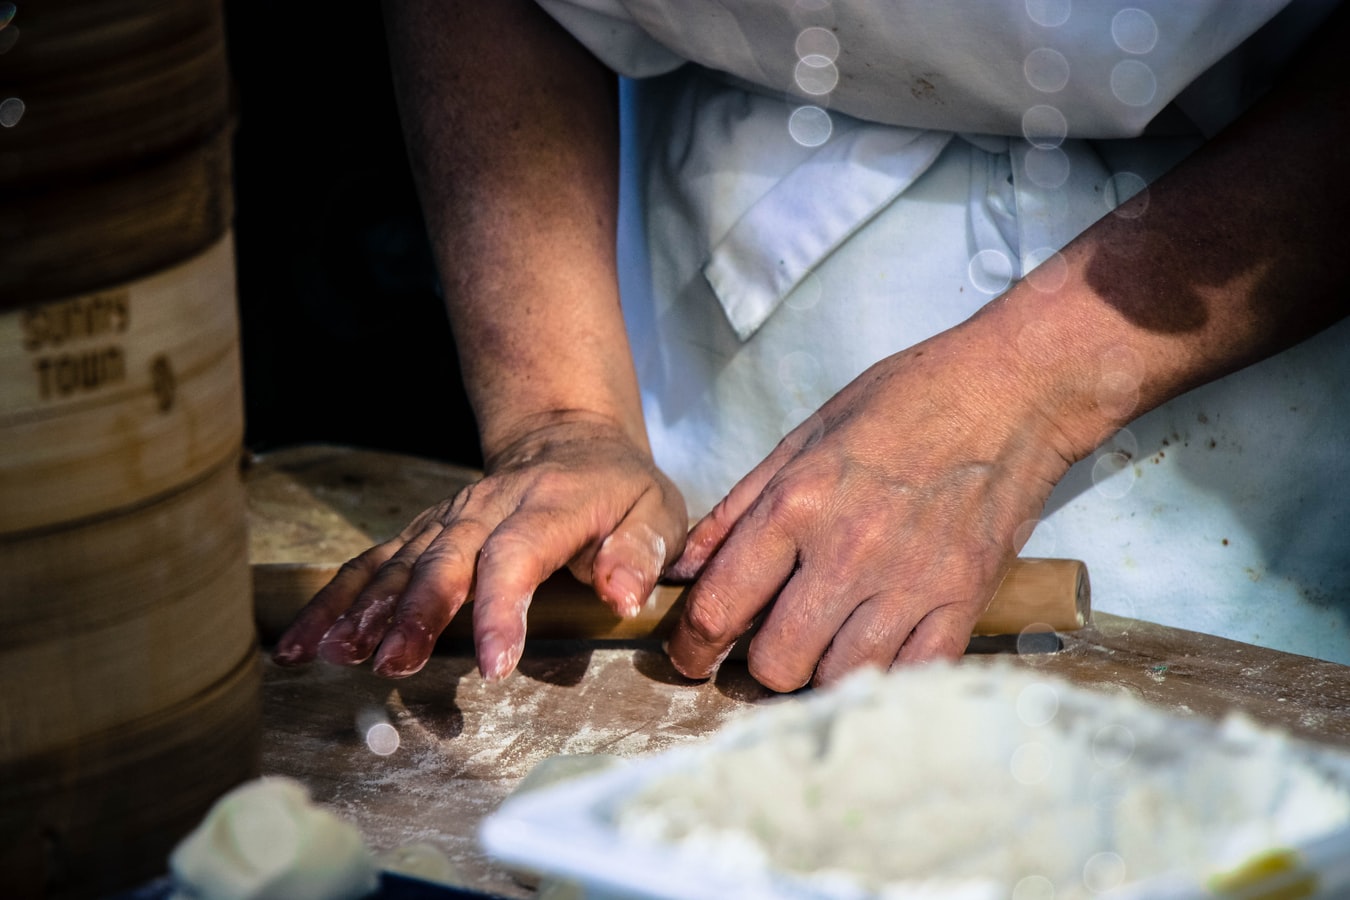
0,651,261,899
0,0,230,189
0,0,232,306
0,234,245,536
0,1,260,895
0,460,258,896
0,128,233,311
0,459,257,760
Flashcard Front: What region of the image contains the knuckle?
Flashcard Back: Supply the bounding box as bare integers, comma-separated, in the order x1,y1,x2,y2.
835,627,894,671
683,585,739,644
600,521,667,571
746,647,810,694
478,527,535,564
925,615,971,660
334,554,379,584
377,555,416,579
705,493,741,533
756,481,823,532
417,539,474,577
451,481,480,510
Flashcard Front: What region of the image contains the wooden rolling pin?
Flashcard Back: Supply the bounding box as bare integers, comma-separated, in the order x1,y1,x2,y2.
252,557,1090,646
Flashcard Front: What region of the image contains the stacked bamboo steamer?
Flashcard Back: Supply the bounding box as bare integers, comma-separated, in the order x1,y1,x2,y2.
0,2,260,896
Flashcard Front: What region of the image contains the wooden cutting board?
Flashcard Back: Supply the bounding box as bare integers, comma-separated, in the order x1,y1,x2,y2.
244,444,1350,899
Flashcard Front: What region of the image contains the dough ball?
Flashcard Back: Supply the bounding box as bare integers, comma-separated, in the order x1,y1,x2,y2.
169,776,378,900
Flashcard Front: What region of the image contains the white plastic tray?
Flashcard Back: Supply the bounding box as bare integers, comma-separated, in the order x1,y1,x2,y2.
480,668,1350,900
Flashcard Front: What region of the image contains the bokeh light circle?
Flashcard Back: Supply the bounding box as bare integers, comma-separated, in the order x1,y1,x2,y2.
1092,724,1136,768
0,97,24,127
1090,451,1136,500
969,248,1014,294
795,57,839,95
1105,171,1150,218
1024,47,1070,93
1083,852,1128,893
1013,875,1056,900
777,350,823,393
795,26,840,62
1017,682,1061,727
789,105,833,147
1023,105,1069,149
366,722,400,756
1112,8,1159,54
1026,0,1071,28
1024,146,1071,189
1110,60,1156,107
1023,247,1069,293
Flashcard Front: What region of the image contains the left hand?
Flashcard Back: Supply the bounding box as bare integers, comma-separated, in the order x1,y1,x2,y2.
664,321,1075,691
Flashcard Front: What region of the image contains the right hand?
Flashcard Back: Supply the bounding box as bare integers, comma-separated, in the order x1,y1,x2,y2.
270,414,687,681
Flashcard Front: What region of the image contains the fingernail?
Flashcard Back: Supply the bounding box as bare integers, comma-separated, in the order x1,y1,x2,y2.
607,566,646,618
478,632,522,682
667,552,701,582
661,638,720,682
317,619,357,662
372,631,412,677
271,642,306,666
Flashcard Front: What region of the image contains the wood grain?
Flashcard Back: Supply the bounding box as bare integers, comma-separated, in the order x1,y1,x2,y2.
0,0,229,190
1,653,261,899
0,131,233,312
0,460,256,762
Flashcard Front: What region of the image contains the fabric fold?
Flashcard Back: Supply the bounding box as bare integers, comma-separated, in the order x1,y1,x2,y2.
703,125,952,341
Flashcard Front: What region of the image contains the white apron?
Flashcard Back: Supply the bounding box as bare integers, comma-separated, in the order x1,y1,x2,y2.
537,0,1350,663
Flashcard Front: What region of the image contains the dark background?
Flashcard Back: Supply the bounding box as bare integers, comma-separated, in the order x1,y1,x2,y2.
223,5,483,468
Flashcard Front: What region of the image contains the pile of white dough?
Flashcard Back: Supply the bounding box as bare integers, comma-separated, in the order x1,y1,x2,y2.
614,661,1350,898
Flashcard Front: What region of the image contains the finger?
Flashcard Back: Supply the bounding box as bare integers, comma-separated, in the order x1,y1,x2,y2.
316,522,445,665
369,512,499,677
472,506,597,681
892,602,979,666
271,539,404,666
741,562,859,692
668,434,808,581
664,511,797,681
812,595,925,687
589,488,686,618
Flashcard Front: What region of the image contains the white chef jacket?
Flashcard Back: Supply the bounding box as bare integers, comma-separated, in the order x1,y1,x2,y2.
535,0,1350,663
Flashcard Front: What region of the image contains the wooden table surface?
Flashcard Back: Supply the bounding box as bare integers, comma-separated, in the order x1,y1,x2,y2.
245,445,1350,899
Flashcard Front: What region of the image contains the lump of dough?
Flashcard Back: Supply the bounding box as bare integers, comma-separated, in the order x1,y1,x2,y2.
169,776,378,900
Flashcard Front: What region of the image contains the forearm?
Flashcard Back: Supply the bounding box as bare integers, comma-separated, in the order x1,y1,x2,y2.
983,6,1350,464
383,0,646,458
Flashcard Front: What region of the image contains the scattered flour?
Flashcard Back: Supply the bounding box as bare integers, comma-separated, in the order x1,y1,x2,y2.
614,660,1350,899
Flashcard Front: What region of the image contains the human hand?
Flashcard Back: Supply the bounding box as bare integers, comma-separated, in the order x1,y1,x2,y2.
664,327,1074,691
272,415,687,680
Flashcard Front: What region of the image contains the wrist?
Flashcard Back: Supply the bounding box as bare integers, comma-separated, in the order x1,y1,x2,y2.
970,248,1207,468
478,406,652,473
